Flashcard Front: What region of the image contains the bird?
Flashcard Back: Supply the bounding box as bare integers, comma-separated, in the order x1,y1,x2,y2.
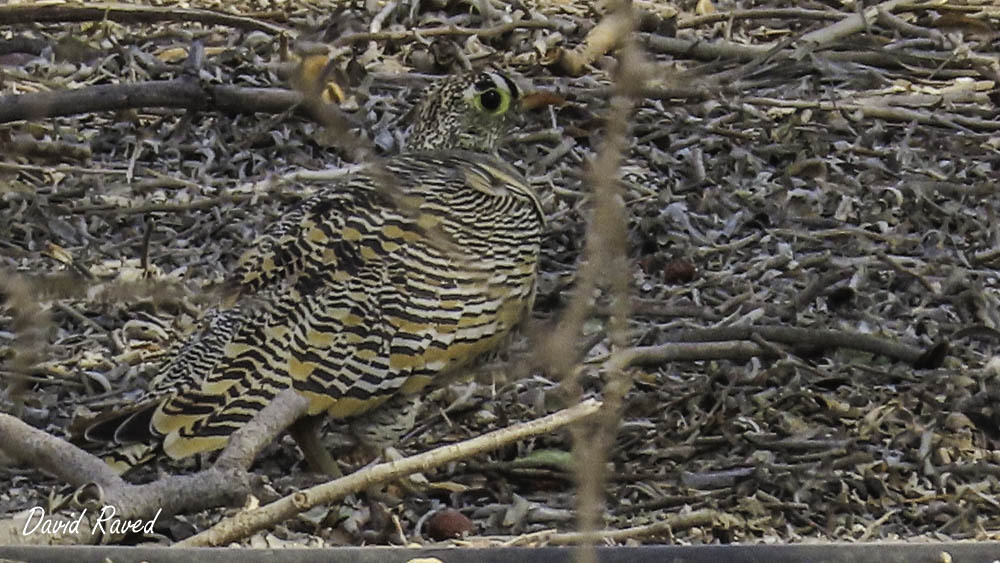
80,69,545,474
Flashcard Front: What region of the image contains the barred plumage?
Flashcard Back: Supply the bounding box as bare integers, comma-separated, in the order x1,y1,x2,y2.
82,70,544,468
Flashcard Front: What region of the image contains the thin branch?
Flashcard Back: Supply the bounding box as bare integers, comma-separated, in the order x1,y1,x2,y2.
539,509,740,545
678,8,845,29
895,2,1000,16
333,19,557,46
602,325,929,373
876,8,948,42
644,34,988,78
603,341,772,372
671,326,926,364
740,97,1000,132
67,190,300,216
785,269,853,318
177,399,603,547
544,7,646,562
0,136,91,162
0,161,127,176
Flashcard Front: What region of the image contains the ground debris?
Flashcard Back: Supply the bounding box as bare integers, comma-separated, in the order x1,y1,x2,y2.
2,0,1000,547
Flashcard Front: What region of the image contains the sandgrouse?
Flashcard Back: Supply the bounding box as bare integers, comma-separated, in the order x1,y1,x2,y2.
82,70,544,473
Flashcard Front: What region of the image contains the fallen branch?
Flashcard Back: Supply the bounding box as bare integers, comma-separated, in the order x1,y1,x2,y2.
547,9,635,76
603,341,772,372
602,325,931,373
519,509,742,546
798,0,910,48
0,415,123,493
0,389,309,545
177,398,603,547
670,326,927,365
0,136,91,162
642,34,774,62
66,189,304,216
740,97,1000,132
333,19,557,46
0,2,289,35
785,269,853,318
0,78,317,124
0,161,127,176
643,34,985,78
678,8,845,29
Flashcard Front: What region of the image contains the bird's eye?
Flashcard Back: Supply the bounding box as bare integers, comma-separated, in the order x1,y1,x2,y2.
479,89,503,112
470,74,514,115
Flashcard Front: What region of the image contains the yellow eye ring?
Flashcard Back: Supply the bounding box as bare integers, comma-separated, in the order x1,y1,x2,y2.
473,88,511,115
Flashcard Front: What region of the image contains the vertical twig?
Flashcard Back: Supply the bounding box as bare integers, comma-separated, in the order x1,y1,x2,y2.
538,2,647,561
0,273,51,410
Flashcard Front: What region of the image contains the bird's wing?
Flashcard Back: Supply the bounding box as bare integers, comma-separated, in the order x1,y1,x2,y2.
81,185,367,450
80,308,246,444
226,187,355,296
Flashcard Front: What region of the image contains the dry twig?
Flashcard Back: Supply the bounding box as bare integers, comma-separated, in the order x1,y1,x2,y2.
678,8,845,29
334,20,558,46
665,325,927,365
541,509,740,546
535,5,648,562
177,399,603,547
741,97,1000,132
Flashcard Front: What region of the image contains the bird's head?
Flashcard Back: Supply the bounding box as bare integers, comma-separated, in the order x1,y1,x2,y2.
406,69,521,154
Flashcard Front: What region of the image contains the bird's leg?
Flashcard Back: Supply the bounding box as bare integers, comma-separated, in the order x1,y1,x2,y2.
290,414,342,477
346,394,428,498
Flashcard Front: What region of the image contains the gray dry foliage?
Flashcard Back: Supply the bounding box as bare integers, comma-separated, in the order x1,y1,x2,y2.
2,0,1000,548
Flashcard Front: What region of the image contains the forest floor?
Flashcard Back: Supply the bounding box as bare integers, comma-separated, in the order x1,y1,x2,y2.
2,0,1000,549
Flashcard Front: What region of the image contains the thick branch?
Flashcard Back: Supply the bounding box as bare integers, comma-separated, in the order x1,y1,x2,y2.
0,414,125,491
214,389,310,471
0,2,288,35
643,34,772,62
0,79,329,124
0,389,309,545
548,10,635,76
